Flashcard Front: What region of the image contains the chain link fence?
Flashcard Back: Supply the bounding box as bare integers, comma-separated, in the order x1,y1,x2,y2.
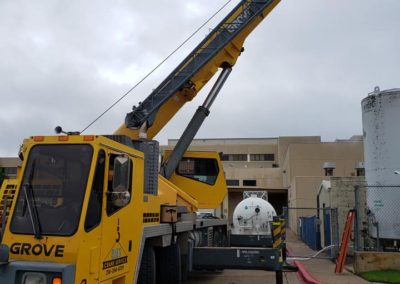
284,185,400,255
357,185,400,252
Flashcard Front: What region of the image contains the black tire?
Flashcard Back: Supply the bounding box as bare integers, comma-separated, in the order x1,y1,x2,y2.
212,230,226,272
213,228,228,247
156,244,181,284
221,233,228,247
180,253,189,282
137,245,156,284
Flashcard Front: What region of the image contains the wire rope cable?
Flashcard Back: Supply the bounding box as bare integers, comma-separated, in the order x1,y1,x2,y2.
80,0,232,134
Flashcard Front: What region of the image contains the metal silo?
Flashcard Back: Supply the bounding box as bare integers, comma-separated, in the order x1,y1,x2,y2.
362,87,400,240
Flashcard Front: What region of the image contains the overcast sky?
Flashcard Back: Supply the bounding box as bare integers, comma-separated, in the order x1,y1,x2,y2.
0,0,399,157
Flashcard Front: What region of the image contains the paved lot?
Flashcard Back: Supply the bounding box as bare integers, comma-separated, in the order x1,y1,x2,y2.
186,269,299,284
184,228,372,284
285,229,370,284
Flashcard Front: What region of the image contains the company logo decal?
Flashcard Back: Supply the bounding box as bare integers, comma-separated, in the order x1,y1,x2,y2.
10,243,64,257
102,218,129,276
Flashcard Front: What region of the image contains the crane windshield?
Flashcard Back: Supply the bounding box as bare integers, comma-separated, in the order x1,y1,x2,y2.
10,144,93,236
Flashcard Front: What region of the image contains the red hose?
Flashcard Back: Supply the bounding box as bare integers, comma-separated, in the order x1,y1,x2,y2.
286,246,323,284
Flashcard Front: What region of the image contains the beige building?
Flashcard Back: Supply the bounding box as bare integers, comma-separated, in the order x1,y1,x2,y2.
164,138,286,223
0,157,20,183
283,136,364,232
164,135,364,228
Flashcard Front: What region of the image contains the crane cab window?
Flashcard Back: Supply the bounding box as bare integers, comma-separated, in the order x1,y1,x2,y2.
176,158,219,185
107,154,132,215
10,144,92,236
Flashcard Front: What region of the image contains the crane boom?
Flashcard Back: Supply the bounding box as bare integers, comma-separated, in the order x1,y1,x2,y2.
115,0,280,140
0,2,290,283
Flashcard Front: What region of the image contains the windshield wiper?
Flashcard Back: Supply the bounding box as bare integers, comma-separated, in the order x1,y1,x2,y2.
22,184,42,240
22,159,42,239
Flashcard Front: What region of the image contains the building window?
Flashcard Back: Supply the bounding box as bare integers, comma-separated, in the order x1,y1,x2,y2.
4,167,17,175
220,154,247,161
243,179,257,186
226,179,239,186
250,154,275,161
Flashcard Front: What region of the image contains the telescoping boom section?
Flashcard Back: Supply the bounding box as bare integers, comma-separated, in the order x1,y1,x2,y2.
115,0,280,140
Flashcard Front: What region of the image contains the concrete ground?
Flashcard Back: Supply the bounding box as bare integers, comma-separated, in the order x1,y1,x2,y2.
285,229,371,284
185,229,373,284
186,269,299,284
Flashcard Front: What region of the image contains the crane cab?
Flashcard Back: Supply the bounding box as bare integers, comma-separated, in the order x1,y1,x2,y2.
0,134,228,283
0,135,147,283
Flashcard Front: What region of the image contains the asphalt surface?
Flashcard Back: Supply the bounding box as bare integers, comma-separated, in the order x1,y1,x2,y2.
184,227,372,284
186,269,299,284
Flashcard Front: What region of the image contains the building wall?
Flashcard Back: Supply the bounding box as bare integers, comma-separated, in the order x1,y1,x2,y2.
318,177,366,249
163,136,364,230
164,138,287,223
288,176,325,233
224,167,282,189
284,140,364,233
278,136,321,167
283,141,364,187
0,157,20,186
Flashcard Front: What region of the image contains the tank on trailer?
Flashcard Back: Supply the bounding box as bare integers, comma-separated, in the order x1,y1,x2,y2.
230,191,277,247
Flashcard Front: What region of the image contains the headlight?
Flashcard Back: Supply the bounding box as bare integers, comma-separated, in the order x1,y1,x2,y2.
22,272,47,284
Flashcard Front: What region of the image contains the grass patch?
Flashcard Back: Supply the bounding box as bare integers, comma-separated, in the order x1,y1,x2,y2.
359,269,400,284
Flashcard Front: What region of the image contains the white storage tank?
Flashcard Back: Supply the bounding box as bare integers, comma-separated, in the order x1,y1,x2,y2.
362,87,400,239
231,194,277,235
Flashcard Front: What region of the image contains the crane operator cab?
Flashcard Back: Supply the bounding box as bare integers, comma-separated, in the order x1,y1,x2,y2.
0,135,146,284
9,142,133,239
11,144,92,237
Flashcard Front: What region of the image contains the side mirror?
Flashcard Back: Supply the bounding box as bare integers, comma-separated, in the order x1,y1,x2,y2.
111,156,131,207
113,156,130,191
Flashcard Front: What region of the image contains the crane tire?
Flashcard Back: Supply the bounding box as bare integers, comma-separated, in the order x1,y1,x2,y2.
156,243,181,284
137,245,156,284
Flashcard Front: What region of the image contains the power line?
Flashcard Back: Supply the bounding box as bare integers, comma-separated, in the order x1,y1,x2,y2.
80,0,232,134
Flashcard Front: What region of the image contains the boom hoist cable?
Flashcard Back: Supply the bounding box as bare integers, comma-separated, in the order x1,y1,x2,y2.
80,0,232,134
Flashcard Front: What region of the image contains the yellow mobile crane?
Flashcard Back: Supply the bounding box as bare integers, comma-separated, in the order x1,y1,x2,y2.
0,1,287,283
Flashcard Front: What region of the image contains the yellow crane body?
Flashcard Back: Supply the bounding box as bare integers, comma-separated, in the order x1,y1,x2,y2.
0,135,227,283
0,1,283,283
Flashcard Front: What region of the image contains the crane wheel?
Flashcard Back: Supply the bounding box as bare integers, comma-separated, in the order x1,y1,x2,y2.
137,245,156,284
156,243,181,284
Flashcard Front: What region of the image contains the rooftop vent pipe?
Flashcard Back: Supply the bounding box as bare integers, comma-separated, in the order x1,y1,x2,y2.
323,162,336,176
355,161,365,176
